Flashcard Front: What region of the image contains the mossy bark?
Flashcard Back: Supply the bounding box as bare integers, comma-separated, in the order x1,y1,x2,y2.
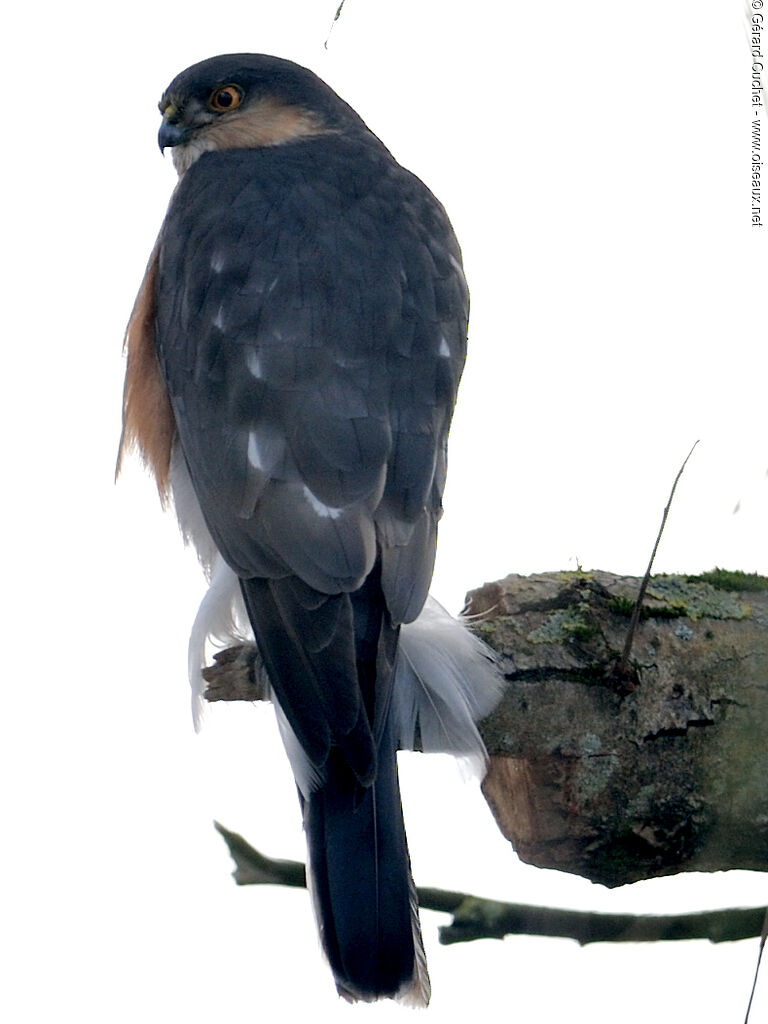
469,570,768,887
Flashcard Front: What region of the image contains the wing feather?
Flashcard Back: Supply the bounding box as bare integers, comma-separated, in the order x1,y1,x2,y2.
156,134,467,607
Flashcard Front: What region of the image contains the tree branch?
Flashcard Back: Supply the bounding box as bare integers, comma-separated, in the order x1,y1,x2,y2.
213,822,767,947
205,568,768,888
467,569,768,886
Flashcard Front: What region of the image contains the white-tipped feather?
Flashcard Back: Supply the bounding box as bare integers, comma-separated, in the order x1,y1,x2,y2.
397,883,431,1008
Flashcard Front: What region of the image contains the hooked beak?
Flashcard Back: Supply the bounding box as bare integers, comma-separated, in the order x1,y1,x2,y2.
158,105,191,151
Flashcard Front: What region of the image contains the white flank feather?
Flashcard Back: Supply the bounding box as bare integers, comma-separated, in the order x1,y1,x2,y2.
169,445,219,576
187,555,251,730
169,449,252,727
173,455,503,772
391,597,504,776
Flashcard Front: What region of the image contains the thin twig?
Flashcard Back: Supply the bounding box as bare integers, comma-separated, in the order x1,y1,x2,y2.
214,822,766,947
744,905,768,1023
616,441,699,679
324,0,347,48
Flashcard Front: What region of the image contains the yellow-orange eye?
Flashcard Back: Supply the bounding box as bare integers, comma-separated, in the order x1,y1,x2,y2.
208,85,243,112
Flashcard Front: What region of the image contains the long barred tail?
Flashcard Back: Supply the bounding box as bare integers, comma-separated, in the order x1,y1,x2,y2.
189,558,501,1004
300,567,430,1004
303,716,430,1004
237,566,431,1004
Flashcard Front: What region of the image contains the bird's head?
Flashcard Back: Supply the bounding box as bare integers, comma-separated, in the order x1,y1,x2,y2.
157,53,365,176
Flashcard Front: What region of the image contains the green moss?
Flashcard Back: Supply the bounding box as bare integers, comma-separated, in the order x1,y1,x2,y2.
565,621,599,640
527,608,598,644
609,596,636,617
686,568,768,592
556,569,593,582
648,603,689,619
609,595,686,620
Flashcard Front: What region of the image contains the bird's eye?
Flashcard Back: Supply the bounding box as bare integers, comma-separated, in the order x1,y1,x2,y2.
208,85,244,112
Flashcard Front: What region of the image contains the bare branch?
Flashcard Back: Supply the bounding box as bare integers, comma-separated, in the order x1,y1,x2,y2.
208,568,768,887
213,822,767,947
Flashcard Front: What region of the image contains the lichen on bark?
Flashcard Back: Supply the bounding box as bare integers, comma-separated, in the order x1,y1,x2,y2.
469,570,768,887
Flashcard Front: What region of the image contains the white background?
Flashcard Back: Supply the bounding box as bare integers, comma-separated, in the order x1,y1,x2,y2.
2,1,767,1020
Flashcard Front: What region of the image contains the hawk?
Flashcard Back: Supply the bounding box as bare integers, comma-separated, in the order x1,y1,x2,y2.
118,53,500,1005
